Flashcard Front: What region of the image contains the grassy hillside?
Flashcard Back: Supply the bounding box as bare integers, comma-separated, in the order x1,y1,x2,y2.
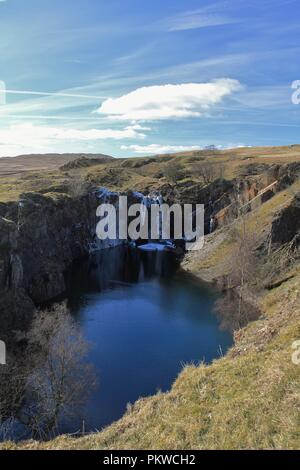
0,145,299,450
0,145,299,202
0,153,113,176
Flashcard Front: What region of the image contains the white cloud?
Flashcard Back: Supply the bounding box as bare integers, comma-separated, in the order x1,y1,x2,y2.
121,142,248,155
97,79,241,121
121,144,202,155
0,123,145,157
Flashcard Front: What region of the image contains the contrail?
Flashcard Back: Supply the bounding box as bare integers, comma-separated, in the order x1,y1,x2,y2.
0,89,108,99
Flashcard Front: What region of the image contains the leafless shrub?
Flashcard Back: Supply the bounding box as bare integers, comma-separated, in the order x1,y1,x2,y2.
259,236,299,289
67,177,90,198
192,162,225,185
0,354,27,440
214,289,261,332
23,305,95,439
225,223,259,290
164,162,184,185
0,304,95,441
215,221,261,331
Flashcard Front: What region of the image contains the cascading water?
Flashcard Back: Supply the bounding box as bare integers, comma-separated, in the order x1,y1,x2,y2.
59,245,232,435
88,187,124,253
134,191,175,252
91,188,177,254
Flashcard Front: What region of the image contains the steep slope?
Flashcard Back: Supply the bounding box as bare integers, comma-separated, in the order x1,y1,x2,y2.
2,175,300,451
0,145,300,450
0,153,113,177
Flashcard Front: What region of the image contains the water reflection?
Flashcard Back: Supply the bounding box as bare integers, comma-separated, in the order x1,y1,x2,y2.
66,246,179,312
0,246,232,441
63,246,232,434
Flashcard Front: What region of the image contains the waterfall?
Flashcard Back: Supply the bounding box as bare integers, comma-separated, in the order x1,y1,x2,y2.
134,191,173,251
138,259,145,282
152,193,163,240
93,189,176,253
93,187,123,251
141,195,148,226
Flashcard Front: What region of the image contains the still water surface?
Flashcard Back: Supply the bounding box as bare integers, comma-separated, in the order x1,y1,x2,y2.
63,246,232,433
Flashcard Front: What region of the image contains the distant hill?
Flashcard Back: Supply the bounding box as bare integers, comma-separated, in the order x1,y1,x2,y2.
0,153,113,176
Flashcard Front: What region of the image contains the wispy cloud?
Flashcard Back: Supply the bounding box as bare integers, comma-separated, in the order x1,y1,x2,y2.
0,85,110,119
121,144,201,155
163,12,237,32
97,79,242,121
3,89,108,99
114,43,156,65
158,1,241,32
0,123,146,157
158,0,297,33
0,114,109,121
0,0,298,156
121,142,246,155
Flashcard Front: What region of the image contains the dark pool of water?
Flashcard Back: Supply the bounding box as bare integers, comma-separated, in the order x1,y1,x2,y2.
61,245,232,434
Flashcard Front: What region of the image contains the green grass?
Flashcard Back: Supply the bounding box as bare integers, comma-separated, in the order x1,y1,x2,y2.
4,270,299,450
1,144,299,203
3,212,300,450
1,145,300,450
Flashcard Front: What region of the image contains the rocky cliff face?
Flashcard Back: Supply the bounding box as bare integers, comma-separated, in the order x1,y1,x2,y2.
0,187,152,316
0,192,103,309
271,192,300,247
0,161,298,323
172,162,300,232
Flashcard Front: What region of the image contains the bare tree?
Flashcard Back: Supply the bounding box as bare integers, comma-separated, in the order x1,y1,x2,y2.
214,288,260,332
193,162,224,185
0,354,27,440
23,305,95,439
215,220,261,331
164,162,184,186
0,304,95,441
67,177,90,198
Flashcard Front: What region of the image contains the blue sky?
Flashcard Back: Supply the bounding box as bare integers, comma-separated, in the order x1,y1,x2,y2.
0,0,300,157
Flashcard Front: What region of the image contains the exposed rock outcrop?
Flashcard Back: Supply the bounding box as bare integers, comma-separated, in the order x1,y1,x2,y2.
0,192,102,305
271,192,300,247
0,161,298,320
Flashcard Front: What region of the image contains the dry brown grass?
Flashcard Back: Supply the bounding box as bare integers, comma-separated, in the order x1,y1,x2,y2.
1,145,300,450
1,144,300,203
3,269,299,450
